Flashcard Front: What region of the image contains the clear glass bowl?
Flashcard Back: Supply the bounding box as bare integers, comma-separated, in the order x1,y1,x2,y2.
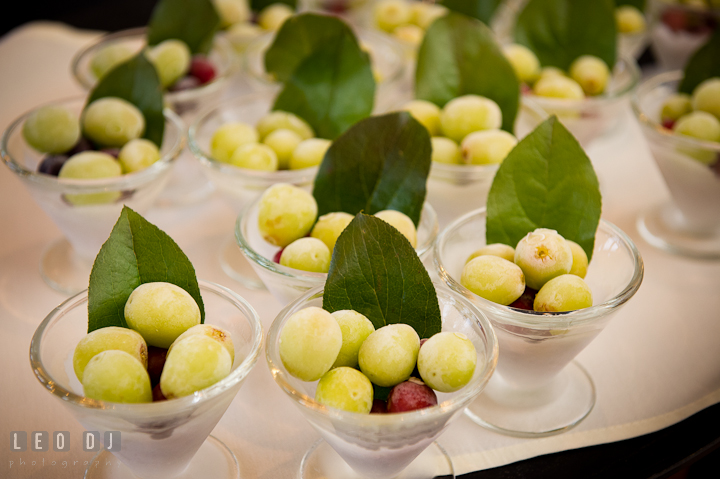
266,285,498,479
188,93,318,288
632,70,720,259
1,97,185,294
237,196,439,305
434,208,644,437
30,280,263,479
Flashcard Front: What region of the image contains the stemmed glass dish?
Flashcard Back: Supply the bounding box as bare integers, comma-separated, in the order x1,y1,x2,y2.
435,208,644,437
1,97,184,295
266,285,498,479
236,196,439,305
30,280,263,479
188,94,318,289
632,70,720,259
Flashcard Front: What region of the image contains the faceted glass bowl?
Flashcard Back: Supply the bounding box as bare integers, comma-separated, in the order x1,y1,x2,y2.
434,208,644,437
266,285,498,479
632,70,720,259
1,97,185,294
30,280,263,479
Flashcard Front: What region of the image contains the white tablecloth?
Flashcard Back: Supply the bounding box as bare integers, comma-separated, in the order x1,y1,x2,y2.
1,22,719,479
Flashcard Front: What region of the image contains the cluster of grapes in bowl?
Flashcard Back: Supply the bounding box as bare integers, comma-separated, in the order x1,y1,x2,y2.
217,0,296,53
372,0,447,48
73,282,234,403
461,228,592,313
279,306,477,414
660,77,720,150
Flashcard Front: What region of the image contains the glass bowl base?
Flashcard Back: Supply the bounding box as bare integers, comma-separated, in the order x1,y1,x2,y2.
220,236,265,290
637,203,720,260
300,439,454,479
155,152,214,208
84,435,240,479
465,361,596,438
40,238,93,295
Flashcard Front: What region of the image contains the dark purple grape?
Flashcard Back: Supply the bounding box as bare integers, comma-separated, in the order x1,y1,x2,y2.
66,136,94,156
100,147,121,158
189,55,216,84
169,76,201,92
147,346,168,387
37,155,68,176
387,378,437,413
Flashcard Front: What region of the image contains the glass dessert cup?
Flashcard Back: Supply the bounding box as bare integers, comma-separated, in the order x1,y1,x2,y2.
632,70,720,259
236,197,439,305
242,27,406,113
189,94,318,289
434,208,644,437
30,280,263,479
1,97,184,295
72,27,237,207
266,285,498,479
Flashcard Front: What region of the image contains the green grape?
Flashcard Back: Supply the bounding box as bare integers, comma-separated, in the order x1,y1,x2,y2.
210,122,259,163
418,332,477,393
440,95,502,142
430,137,461,164
289,138,331,170
279,306,342,381
466,243,516,263
514,228,573,290
569,55,610,96
661,93,693,122
124,282,201,348
673,111,720,143
258,183,318,247
615,6,647,34
533,75,585,100
502,44,541,84
310,211,353,251
213,0,250,28
118,138,161,173
461,129,517,165
90,44,135,80
566,240,588,278
374,0,412,33
226,22,264,54
279,237,331,273
256,111,314,141
59,152,122,205
82,350,152,403
374,210,417,248
411,2,447,29
82,97,145,147
691,77,720,121
461,255,525,305
263,128,303,169
160,334,232,398
393,25,424,47
147,39,191,88
358,324,419,387
170,323,235,364
403,100,442,136
22,105,80,154
534,274,593,312
73,326,148,382
331,310,375,369
538,66,567,82
229,143,279,171
315,367,373,414
258,3,294,31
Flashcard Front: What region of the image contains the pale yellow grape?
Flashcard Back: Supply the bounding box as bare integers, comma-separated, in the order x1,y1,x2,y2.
538,66,567,82
440,95,502,142
358,324,419,387
160,334,232,398
514,228,573,290
170,323,235,364
418,332,477,393
674,111,720,142
213,0,250,28
22,105,80,154
502,44,541,84
256,111,314,140
461,129,517,165
258,183,318,247
534,274,593,312
533,75,585,100
661,93,693,122
431,136,461,164
258,3,294,31
394,24,424,47
411,2,447,29
311,212,353,251
692,77,720,120
82,350,152,403
90,44,135,80
82,97,145,147
229,143,279,170
566,240,589,278
616,6,646,34
315,367,373,413
118,138,161,173
461,255,525,305
289,138,331,170
466,243,515,263
73,326,148,381
226,22,264,54
569,55,610,96
147,39,191,88
59,152,122,205
210,122,259,163
403,100,441,136
279,237,331,273
331,310,375,369
374,0,412,33
279,307,342,381
374,210,417,247
124,282,201,348
263,128,303,169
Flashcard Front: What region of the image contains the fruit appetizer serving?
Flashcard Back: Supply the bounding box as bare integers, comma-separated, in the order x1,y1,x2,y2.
632,30,720,258
236,111,439,304
615,0,650,59
434,116,644,437
266,213,498,478
29,207,263,479
1,55,184,294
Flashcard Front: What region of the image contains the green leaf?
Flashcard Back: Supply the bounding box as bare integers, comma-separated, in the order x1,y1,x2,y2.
515,0,617,71
441,0,503,24
147,0,221,55
415,12,519,132
313,112,431,226
251,0,296,11
271,14,375,139
87,53,165,147
486,116,602,261
323,214,442,339
679,29,720,94
88,206,205,333
615,0,645,10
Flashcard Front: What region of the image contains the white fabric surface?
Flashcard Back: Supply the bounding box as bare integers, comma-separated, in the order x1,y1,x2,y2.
1,22,719,479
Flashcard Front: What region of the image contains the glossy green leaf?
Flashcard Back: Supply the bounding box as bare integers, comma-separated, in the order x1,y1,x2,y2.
441,0,503,24
147,0,220,54
415,12,519,132
323,213,441,339
88,207,204,333
486,116,602,260
313,112,431,226
679,29,720,94
87,53,165,147
515,0,617,71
